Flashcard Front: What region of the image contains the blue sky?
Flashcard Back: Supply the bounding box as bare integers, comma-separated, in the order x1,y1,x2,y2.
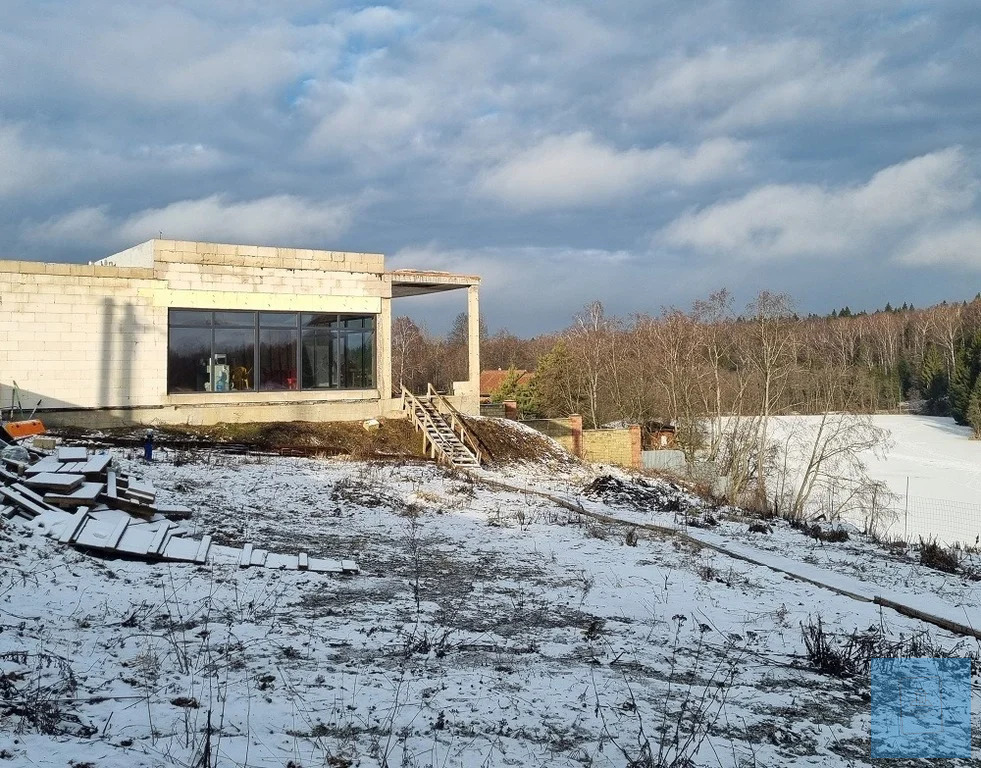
3,1,981,333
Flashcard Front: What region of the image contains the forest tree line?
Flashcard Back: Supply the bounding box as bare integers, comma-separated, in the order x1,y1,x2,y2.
394,290,981,437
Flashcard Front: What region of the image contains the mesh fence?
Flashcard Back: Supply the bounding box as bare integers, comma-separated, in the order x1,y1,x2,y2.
869,496,981,549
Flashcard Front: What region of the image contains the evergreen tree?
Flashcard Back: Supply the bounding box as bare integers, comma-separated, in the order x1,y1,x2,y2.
884,302,893,313
920,346,949,414
967,376,981,438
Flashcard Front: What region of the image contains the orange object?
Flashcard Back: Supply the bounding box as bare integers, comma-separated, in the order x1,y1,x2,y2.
2,419,46,439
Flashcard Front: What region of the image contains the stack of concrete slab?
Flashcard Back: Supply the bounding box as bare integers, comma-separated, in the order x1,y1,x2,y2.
0,443,358,574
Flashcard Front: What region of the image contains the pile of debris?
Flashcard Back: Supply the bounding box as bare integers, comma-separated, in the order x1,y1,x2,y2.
582,474,698,515
0,443,358,574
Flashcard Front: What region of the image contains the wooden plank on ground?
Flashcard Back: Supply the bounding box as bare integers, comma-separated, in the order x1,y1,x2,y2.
58,509,90,543
0,486,46,518
24,472,85,492
80,454,112,476
105,470,117,498
104,516,130,550
58,462,87,474
153,503,193,520
341,559,359,573
250,548,268,567
44,482,105,507
57,447,87,462
147,522,175,555
239,543,254,567
25,457,63,475
162,536,200,562
307,557,343,573
298,552,309,570
264,553,299,570
194,535,212,564
115,524,160,555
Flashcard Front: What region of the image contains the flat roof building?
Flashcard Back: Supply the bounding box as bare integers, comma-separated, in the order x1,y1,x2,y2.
0,239,480,427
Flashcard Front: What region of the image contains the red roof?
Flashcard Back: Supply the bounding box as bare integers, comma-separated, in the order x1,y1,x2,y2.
480,369,534,396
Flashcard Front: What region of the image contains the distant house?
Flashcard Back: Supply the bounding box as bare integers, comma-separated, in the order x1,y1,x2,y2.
642,421,677,450
479,369,534,403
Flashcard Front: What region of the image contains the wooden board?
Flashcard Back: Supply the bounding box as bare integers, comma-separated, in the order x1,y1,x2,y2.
56,447,87,462
264,553,299,570
154,503,193,520
249,548,268,567
147,522,175,555
79,454,112,476
0,486,46,518
25,457,64,475
24,472,85,492
298,552,309,570
162,536,200,562
194,535,212,564
44,482,105,507
115,523,163,555
58,509,89,543
239,543,254,567
106,470,117,498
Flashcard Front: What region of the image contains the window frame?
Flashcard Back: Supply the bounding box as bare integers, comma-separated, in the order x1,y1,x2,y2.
166,309,377,394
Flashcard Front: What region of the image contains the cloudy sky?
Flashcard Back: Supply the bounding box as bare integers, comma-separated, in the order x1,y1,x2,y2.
4,1,981,333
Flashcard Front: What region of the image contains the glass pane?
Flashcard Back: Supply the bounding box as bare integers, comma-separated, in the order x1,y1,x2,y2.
301,313,334,329
168,328,212,392
259,328,298,390
214,311,255,328
259,312,298,328
301,329,334,389
362,328,374,386
363,315,375,331
170,310,212,327
340,331,372,388
213,329,255,392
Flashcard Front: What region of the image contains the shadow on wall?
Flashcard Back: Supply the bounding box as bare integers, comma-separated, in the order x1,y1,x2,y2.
0,298,145,428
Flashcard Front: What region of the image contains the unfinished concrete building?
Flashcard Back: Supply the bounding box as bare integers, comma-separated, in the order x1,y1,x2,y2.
0,239,480,427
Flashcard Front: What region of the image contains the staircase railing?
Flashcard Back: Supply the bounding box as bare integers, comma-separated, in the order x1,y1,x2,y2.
401,386,444,461
426,384,485,464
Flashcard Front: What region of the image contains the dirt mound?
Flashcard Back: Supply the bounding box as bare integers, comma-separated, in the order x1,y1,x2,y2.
55,419,424,460
461,416,578,467
583,474,699,514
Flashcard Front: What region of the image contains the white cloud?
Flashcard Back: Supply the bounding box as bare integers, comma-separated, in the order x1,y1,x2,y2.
628,40,887,130
0,124,68,197
658,147,977,262
474,133,749,209
25,194,357,248
898,221,981,268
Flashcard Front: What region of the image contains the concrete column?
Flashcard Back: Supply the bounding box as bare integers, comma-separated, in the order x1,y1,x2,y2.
378,295,393,400
467,284,480,405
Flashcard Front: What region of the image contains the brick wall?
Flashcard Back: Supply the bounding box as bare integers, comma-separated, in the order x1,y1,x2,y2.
582,425,642,469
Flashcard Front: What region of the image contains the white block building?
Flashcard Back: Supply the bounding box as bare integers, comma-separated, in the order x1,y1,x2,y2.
0,240,481,427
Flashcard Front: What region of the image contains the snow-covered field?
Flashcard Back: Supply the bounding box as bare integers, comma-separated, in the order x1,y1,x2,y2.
764,415,981,547
1,444,979,766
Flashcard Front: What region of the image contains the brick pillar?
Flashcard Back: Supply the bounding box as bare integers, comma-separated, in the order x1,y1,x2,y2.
569,414,583,458
629,424,642,469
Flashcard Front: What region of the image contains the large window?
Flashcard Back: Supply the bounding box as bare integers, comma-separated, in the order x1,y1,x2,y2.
167,310,375,394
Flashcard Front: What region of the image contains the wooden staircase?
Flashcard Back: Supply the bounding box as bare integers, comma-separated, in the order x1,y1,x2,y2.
402,385,484,469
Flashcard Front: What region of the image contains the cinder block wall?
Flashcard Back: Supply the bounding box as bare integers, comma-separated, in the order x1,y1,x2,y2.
582,425,641,468
0,240,396,426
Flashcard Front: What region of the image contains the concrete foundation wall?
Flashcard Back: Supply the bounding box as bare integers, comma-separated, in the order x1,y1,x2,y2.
582,426,642,469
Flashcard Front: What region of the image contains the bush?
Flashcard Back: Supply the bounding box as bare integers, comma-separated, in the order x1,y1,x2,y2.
919,538,960,573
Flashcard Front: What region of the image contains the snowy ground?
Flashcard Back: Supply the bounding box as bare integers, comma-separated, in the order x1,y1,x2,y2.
759,415,981,547
1,446,979,767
